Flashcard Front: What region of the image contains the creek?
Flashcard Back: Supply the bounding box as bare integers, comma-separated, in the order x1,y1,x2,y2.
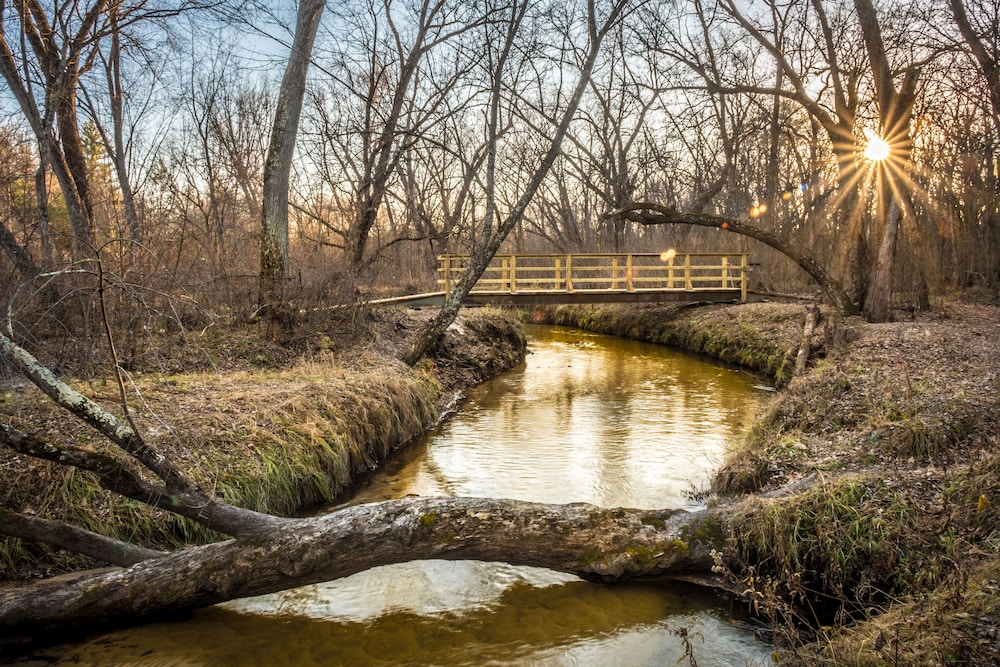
53,324,773,666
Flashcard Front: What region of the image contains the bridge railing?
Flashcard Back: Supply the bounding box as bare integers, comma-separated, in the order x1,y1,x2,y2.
437,253,748,301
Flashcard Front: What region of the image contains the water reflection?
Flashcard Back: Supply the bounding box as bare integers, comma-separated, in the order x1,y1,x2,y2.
56,571,763,666
347,325,761,510
53,325,771,666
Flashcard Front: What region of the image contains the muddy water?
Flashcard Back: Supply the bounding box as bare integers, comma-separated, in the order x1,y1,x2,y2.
54,325,773,666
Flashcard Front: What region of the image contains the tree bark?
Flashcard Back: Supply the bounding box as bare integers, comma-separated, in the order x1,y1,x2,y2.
0,496,727,654
259,0,326,312
862,197,900,323
615,202,859,316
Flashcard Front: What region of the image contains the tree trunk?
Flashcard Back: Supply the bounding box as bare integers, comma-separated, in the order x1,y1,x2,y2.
106,8,142,244
400,0,628,365
853,0,920,323
259,0,326,312
0,496,727,655
863,197,900,322
56,71,97,259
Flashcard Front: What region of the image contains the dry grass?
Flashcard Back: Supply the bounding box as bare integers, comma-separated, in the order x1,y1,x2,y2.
0,307,526,579
714,302,1000,665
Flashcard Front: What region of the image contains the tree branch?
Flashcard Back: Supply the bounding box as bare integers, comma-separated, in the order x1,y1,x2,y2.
0,423,288,538
0,510,165,567
0,330,191,489
613,202,859,316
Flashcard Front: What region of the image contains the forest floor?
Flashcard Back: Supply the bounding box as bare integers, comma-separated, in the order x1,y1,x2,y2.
3,296,999,665
541,298,1000,665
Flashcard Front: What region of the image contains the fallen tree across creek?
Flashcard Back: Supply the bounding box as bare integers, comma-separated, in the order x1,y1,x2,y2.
0,496,730,654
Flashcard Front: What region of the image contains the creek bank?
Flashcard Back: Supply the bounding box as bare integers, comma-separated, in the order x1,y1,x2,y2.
529,301,813,384
529,300,1000,665
0,307,525,580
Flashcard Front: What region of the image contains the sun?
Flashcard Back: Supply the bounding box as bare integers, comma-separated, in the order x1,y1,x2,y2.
863,128,891,162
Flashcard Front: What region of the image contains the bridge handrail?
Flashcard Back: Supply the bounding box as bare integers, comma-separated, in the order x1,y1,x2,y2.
436,252,748,301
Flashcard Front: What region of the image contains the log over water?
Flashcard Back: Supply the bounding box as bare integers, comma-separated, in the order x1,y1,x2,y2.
0,497,731,652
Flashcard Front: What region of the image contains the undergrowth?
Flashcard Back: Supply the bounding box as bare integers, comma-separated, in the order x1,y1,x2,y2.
0,310,526,579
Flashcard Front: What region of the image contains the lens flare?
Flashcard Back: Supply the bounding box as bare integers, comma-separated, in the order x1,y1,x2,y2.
660,248,677,262
863,128,890,162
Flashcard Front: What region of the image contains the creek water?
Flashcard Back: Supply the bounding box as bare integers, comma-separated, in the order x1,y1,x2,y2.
51,324,773,666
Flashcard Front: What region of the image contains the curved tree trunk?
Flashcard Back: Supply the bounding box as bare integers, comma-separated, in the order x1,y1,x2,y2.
616,203,860,316
0,496,728,655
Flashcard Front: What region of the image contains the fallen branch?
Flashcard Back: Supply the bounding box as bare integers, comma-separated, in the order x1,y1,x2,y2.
0,510,165,567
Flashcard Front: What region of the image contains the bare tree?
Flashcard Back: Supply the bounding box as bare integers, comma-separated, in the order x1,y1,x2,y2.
79,5,143,244
950,0,1000,140
259,0,326,315
853,0,923,321
0,126,44,285
637,0,940,320
549,20,663,251
0,0,104,260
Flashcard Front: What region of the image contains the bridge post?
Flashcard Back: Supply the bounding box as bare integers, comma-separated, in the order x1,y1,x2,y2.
566,254,574,292
441,255,452,294
741,254,748,302
510,255,517,293
684,254,692,291
626,254,634,291
554,256,562,290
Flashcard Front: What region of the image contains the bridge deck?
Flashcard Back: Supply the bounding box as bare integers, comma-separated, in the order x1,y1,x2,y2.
375,252,749,308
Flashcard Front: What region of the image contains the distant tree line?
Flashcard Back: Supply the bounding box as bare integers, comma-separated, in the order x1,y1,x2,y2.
1,0,998,337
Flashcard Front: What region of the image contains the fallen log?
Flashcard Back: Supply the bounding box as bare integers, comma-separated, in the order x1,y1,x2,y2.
0,496,728,655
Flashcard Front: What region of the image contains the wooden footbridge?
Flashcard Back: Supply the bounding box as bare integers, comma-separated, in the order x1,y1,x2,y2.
374,252,749,307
